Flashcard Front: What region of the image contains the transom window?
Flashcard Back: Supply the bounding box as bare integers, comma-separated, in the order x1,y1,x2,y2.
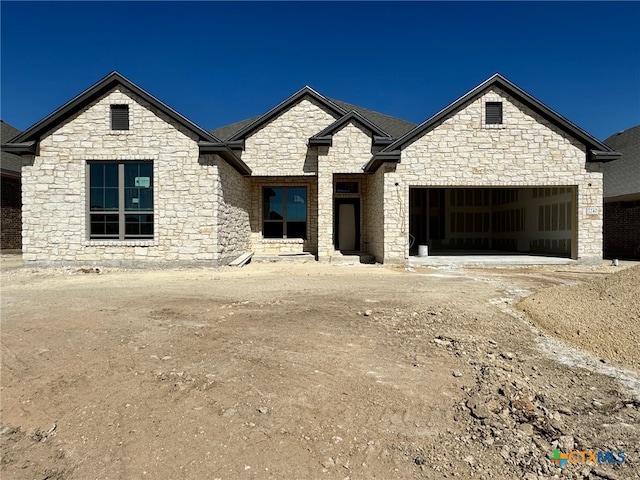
88,161,153,240
335,181,359,194
262,187,307,239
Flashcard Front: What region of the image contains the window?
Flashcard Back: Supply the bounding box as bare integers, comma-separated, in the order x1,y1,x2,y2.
262,187,307,239
485,102,503,125
89,161,153,240
335,181,359,194
111,104,129,130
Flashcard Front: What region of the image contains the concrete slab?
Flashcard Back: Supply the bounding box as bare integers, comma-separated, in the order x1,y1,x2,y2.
408,254,576,267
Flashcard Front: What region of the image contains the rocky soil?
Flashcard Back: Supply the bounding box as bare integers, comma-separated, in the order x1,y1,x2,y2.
1,257,639,479
518,265,640,370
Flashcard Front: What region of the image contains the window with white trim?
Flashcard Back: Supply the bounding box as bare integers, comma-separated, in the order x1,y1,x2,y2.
88,161,153,239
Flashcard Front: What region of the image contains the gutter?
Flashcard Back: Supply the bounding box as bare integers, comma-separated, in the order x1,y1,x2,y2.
363,150,401,172
589,150,622,163
1,141,39,156
198,142,252,175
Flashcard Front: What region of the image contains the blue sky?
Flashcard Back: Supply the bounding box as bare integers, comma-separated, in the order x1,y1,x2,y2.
2,1,639,141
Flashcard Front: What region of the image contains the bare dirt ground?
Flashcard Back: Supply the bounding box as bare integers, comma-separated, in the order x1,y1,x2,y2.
1,256,639,480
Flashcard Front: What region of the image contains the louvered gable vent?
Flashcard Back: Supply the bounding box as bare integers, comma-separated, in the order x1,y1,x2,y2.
485,102,503,125
111,104,129,130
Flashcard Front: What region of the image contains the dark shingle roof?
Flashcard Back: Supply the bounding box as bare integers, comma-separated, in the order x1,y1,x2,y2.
211,116,261,141
328,99,416,139
603,125,640,199
210,92,416,141
1,121,22,175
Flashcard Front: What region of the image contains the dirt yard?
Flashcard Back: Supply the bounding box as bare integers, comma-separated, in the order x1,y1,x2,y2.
1,256,639,480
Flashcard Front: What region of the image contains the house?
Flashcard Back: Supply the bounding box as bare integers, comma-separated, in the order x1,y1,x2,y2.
603,125,640,259
1,72,620,266
1,121,23,250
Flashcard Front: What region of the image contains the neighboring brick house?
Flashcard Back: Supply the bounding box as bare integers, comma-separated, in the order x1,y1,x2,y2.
1,121,23,250
602,125,640,259
1,72,620,266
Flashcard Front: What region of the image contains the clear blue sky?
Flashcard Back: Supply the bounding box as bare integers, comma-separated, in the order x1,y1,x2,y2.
2,1,639,141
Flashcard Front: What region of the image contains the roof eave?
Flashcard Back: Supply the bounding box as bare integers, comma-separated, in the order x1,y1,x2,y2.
382,73,615,155
589,150,622,163
308,136,332,147
198,142,252,175
12,72,221,145
227,86,347,142
1,141,38,155
363,151,401,172
373,136,393,146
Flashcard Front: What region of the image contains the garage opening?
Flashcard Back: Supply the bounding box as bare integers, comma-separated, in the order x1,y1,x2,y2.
409,187,575,258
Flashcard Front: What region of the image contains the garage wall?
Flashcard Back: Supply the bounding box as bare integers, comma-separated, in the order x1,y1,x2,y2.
431,187,573,255
385,86,602,262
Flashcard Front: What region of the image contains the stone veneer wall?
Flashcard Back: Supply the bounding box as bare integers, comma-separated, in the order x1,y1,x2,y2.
214,157,251,263
249,177,318,255
240,98,339,176
384,87,602,263
317,122,372,260
364,167,387,262
21,87,232,266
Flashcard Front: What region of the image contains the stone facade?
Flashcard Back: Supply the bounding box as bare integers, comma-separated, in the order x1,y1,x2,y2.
240,99,338,176
317,122,372,260
21,87,250,266
384,87,603,263
12,74,611,266
248,176,318,255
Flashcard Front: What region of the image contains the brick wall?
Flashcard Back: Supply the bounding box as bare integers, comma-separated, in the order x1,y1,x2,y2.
1,175,21,250
604,200,640,259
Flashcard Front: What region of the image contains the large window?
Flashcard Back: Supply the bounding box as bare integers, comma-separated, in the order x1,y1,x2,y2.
262,187,307,239
89,161,153,240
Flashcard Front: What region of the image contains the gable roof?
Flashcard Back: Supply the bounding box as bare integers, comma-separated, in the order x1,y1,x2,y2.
211,94,417,142
328,99,416,139
603,125,640,199
211,116,261,142
225,86,348,142
1,121,22,176
366,73,621,172
2,72,251,175
309,110,392,147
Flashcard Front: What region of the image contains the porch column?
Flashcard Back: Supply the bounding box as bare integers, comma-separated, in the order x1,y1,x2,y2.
316,151,334,261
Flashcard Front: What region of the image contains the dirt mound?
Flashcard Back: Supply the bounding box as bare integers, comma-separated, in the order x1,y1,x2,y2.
518,265,640,369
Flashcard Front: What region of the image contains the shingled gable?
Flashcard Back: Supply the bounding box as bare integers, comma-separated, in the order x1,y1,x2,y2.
364,73,622,172
309,110,392,147
2,72,251,175
225,86,348,143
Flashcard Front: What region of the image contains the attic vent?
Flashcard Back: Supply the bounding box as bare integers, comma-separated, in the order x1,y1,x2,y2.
485,102,503,125
111,105,129,130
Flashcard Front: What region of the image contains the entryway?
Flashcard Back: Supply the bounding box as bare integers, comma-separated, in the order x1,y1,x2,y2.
334,198,360,252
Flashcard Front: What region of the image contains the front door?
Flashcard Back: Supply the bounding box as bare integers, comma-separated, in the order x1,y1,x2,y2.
335,198,360,251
